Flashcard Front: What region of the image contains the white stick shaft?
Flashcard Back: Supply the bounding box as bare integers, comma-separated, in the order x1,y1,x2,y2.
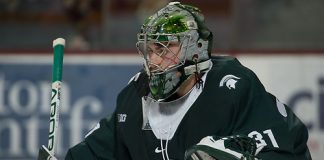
48,81,62,155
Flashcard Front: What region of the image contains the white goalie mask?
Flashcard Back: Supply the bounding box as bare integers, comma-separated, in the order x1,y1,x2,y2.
136,2,213,101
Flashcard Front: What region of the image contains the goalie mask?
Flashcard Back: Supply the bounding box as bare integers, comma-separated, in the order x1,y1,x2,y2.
136,2,213,101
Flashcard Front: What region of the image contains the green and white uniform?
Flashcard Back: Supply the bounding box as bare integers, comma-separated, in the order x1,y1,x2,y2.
65,56,311,160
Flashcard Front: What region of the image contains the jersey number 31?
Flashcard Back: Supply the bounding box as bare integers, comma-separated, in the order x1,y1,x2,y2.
248,129,279,148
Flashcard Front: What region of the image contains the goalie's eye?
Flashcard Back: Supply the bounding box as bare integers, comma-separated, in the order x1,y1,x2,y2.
155,43,164,49
147,42,167,56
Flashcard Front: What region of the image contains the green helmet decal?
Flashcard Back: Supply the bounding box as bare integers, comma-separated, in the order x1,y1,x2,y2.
137,2,213,101
141,11,194,42
155,15,188,33
149,74,166,98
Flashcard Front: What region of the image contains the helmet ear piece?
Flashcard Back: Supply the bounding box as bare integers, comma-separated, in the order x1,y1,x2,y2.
196,38,210,60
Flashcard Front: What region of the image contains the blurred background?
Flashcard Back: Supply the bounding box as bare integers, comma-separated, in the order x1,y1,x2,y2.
0,0,323,51
0,0,323,159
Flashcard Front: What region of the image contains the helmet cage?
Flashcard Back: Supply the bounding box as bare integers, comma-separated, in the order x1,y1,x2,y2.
136,32,193,76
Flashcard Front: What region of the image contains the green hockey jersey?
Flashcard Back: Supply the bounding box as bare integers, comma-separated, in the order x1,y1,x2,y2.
65,56,311,160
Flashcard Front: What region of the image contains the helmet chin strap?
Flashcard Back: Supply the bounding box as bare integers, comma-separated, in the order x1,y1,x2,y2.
183,59,212,76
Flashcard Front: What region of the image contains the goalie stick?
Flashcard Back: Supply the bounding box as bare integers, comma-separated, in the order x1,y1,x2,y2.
38,38,65,160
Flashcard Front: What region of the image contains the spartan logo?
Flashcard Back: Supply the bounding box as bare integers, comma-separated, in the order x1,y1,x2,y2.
219,75,241,89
